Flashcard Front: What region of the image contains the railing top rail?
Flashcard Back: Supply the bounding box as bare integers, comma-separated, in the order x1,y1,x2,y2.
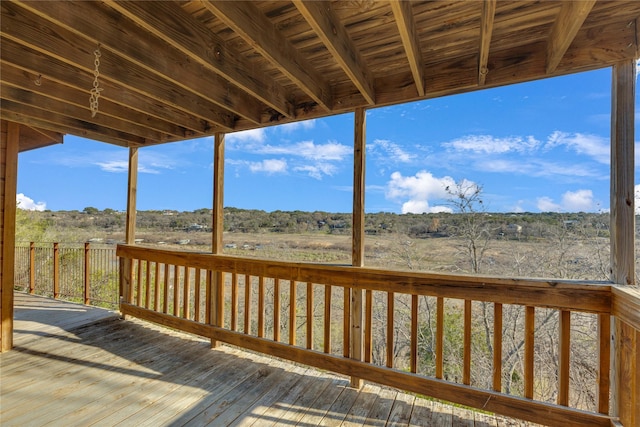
117,244,613,314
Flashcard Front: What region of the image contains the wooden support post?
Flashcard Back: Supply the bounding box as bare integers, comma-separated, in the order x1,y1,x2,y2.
125,147,138,246
350,107,366,388
1,121,19,352
84,242,90,305
211,132,225,348
610,59,636,426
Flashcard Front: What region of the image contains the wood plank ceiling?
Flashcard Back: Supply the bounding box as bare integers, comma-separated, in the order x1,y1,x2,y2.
1,1,639,151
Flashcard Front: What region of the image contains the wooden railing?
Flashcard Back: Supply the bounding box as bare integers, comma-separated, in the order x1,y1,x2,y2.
117,244,639,426
14,242,120,308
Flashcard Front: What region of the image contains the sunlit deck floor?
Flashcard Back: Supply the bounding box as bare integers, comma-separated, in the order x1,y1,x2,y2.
2,293,533,426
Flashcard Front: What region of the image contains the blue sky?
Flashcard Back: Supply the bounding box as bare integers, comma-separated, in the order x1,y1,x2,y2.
17,65,640,214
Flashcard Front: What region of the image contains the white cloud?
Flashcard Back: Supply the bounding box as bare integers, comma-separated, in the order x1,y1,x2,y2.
96,160,129,173
443,135,540,154
369,139,416,163
386,170,456,214
248,159,287,174
257,140,350,161
227,128,266,144
293,163,338,180
17,193,46,211
545,131,609,164
278,119,316,133
537,189,595,212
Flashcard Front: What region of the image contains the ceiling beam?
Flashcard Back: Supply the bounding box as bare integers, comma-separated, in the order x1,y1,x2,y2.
0,39,208,138
0,99,145,147
14,0,250,128
294,0,375,105
478,0,496,86
546,0,596,74
202,1,333,111
105,0,293,119
389,0,425,97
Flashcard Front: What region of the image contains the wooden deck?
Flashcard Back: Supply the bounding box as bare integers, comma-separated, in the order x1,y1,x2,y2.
1,293,533,426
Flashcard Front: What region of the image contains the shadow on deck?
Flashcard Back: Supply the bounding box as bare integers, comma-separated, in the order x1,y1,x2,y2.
1,293,534,426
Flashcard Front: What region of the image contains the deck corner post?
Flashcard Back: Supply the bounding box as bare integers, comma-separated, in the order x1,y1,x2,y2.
125,147,139,245
609,58,637,425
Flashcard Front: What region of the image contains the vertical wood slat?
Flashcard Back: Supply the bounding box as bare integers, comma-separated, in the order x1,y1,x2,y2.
244,275,252,335
183,266,191,319
84,242,90,305
127,259,135,305
215,272,225,331
558,310,571,406
387,292,394,368
173,265,180,317
137,258,143,306
493,303,503,392
289,280,296,346
205,271,212,324
231,273,238,331
194,268,202,322
258,276,265,338
306,282,314,349
463,299,472,385
144,260,151,309
29,242,35,294
524,306,535,399
163,263,170,314
154,262,161,312
53,242,59,299
365,290,372,363
436,296,444,379
343,287,351,358
274,278,281,342
597,313,610,414
324,284,331,354
410,294,418,373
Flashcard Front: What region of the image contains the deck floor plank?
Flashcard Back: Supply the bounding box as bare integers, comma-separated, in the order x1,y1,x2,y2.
1,293,530,427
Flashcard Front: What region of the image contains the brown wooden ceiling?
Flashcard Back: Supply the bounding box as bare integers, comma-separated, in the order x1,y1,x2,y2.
1,1,639,150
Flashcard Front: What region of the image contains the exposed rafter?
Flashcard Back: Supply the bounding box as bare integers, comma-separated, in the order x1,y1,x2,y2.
105,1,293,120
294,0,376,105
389,0,425,97
478,0,496,86
546,0,597,74
203,1,333,112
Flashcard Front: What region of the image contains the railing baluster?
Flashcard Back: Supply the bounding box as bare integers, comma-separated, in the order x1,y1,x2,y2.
365,290,372,363
493,303,503,392
29,242,35,294
289,280,296,346
231,273,238,331
154,263,161,312
387,292,394,368
344,286,351,358
163,263,170,314
524,306,535,399
258,276,265,338
145,261,151,309
194,268,201,322
324,284,331,354
463,299,472,385
244,275,252,335
306,282,313,350
274,278,281,342
436,296,444,379
410,294,418,374
173,265,180,317
558,310,571,406
597,313,610,414
136,257,143,306
183,266,191,319
84,242,90,305
53,242,59,299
